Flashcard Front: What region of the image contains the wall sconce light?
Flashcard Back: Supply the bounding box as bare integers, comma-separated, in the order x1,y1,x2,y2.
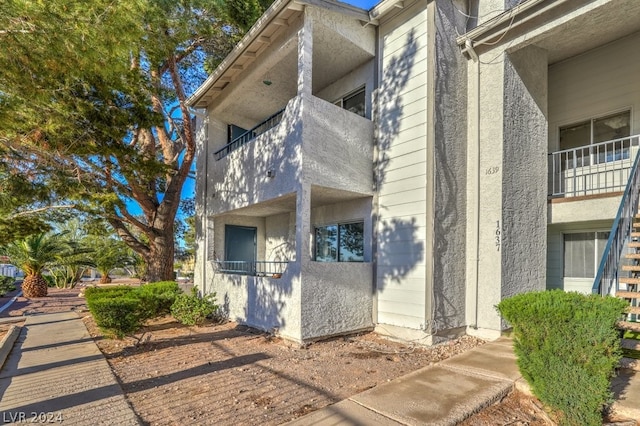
267,169,276,178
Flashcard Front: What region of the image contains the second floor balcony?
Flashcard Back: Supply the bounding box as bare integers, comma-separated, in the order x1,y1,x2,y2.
549,135,640,199
208,92,375,213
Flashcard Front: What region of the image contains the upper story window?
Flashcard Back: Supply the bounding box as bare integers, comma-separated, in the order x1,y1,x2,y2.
315,221,364,262
334,87,365,117
559,110,631,165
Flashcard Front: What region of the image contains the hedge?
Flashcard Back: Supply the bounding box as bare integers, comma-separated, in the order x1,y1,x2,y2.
496,290,627,426
86,281,181,338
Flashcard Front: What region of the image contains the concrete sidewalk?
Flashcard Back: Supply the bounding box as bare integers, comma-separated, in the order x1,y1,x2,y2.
0,312,140,425
0,313,638,425
288,337,640,425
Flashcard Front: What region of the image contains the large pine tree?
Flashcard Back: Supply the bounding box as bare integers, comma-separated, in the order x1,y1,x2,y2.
0,0,268,282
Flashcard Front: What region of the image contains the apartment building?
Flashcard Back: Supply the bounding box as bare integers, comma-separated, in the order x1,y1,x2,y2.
188,0,640,344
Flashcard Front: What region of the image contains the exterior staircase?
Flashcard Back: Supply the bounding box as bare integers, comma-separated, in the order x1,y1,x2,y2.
617,221,640,357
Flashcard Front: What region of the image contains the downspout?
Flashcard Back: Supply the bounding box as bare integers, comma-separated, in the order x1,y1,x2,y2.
371,21,380,328
465,39,481,330
474,56,480,330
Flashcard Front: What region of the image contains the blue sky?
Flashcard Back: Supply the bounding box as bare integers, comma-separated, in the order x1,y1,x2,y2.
339,0,379,10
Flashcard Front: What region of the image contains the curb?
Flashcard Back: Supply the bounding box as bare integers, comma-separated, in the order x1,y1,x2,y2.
0,325,21,370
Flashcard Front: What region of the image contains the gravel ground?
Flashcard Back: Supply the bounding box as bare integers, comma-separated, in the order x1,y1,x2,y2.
6,282,629,425
82,314,486,425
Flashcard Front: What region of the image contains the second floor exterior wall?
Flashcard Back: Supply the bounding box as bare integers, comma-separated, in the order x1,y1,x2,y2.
207,93,374,214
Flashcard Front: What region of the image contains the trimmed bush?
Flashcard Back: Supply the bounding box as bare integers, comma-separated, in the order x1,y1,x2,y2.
86,296,142,338
136,281,181,319
84,285,135,300
0,275,16,296
85,282,182,337
496,290,627,426
171,287,218,326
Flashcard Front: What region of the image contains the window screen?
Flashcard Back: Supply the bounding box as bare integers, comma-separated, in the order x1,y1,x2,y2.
563,232,609,278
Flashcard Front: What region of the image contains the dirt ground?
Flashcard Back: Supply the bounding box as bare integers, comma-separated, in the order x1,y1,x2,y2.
1,283,624,425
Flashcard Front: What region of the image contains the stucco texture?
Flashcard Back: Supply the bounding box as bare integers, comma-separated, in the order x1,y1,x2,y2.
431,0,468,333
501,46,548,303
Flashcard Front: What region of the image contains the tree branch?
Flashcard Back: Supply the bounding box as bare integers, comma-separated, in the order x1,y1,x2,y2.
8,204,76,219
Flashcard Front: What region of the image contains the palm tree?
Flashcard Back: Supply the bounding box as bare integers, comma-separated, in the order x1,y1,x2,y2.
1,232,70,297
85,236,134,283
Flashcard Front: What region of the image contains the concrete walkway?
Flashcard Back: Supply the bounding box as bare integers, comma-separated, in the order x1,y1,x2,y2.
0,312,140,425
287,337,640,425
1,313,638,425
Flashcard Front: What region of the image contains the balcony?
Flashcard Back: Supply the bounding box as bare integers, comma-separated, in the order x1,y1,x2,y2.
549,135,640,198
210,93,374,213
214,109,286,161
212,260,289,277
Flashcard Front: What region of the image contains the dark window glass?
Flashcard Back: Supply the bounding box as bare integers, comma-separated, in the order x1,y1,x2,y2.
315,222,364,262
339,222,364,261
343,89,365,117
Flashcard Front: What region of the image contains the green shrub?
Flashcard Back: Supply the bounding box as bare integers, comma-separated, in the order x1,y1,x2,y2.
136,281,181,319
85,283,183,337
496,290,627,426
84,285,135,300
0,276,16,296
170,287,218,326
43,274,56,287
87,296,142,338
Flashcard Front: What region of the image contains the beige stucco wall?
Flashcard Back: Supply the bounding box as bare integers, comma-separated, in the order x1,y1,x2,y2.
465,45,548,338
195,3,376,342
301,197,374,340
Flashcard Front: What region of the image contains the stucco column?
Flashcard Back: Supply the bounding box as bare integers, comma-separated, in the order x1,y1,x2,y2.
297,14,313,96
295,183,312,267
194,114,208,293
466,45,548,338
291,183,311,341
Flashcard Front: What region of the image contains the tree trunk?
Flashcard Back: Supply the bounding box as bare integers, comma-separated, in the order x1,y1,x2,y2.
145,233,175,283
100,275,112,284
22,274,48,298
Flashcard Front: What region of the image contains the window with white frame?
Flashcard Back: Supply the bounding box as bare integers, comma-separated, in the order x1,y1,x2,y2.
563,231,609,278
559,110,631,166
333,87,365,117
315,221,364,262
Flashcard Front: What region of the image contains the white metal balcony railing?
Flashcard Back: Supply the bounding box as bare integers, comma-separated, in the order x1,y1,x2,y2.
213,108,286,161
212,260,289,278
549,135,640,197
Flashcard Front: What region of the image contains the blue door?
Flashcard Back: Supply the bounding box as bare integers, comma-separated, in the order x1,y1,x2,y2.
225,225,257,274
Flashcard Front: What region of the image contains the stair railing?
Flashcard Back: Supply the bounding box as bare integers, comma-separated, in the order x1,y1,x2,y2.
593,146,640,296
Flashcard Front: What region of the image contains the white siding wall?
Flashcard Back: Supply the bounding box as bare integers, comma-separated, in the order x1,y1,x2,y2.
549,32,640,150
375,0,429,330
